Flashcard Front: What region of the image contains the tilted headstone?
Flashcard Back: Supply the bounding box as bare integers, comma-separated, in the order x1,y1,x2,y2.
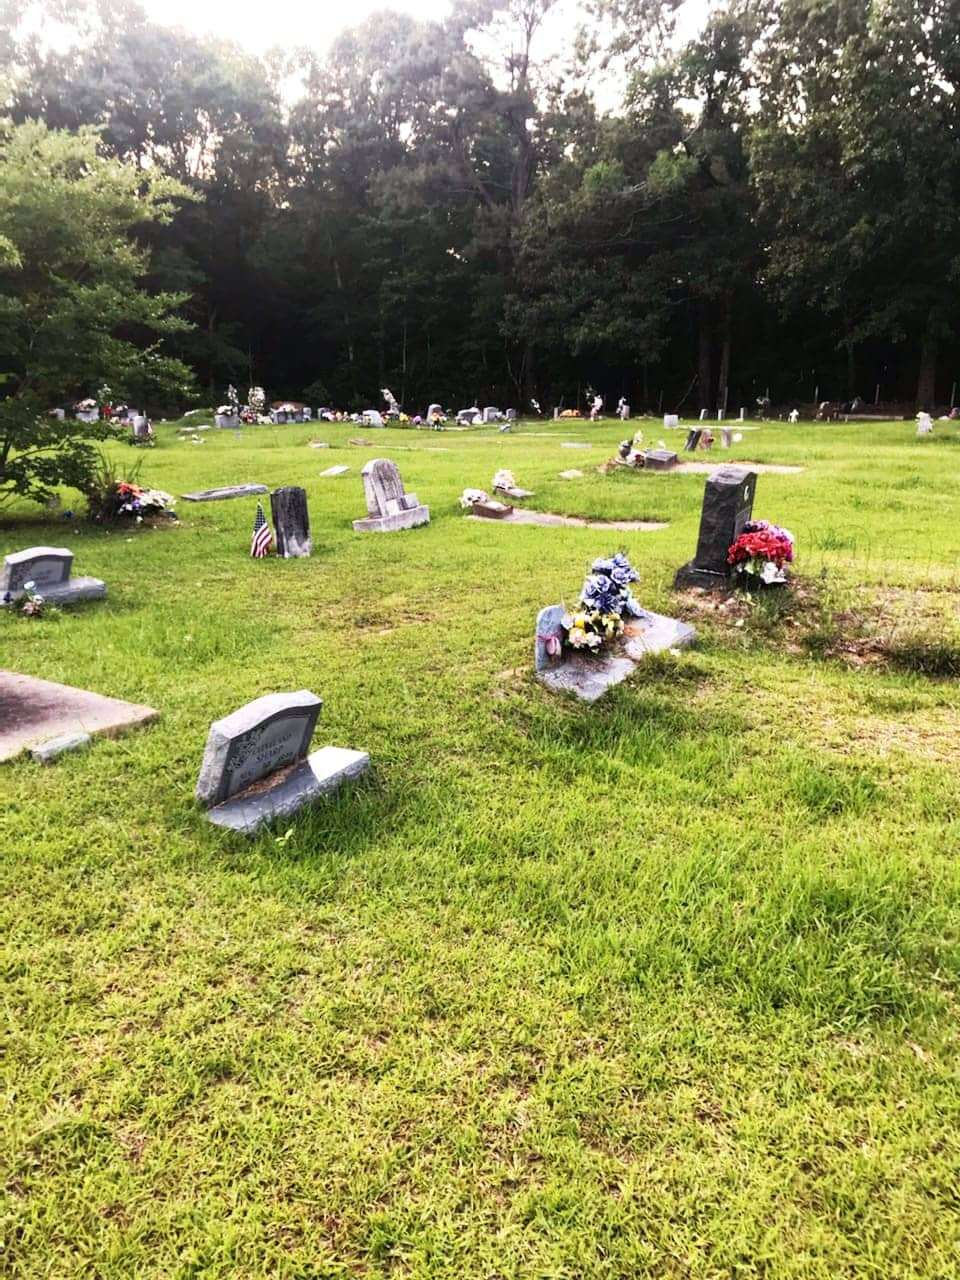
684,429,703,452
1,546,105,607
675,466,757,589
195,690,369,834
505,408,517,420
353,458,430,533
271,486,312,558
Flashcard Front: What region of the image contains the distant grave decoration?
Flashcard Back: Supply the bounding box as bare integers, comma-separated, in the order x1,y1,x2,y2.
86,472,177,526
727,521,795,588
606,430,678,473
535,553,696,702
459,487,512,519
492,469,534,499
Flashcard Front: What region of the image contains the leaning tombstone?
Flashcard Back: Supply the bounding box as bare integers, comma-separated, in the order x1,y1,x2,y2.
720,428,732,448
270,486,312,558
353,459,430,533
1,546,105,607
684,428,703,452
505,408,517,421
195,690,369,835
674,466,757,590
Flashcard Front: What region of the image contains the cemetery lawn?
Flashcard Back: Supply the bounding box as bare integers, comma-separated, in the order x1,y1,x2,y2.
5,416,960,1279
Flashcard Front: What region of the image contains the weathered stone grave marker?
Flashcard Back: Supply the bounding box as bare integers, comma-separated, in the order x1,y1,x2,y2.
1,547,105,607
195,690,369,834
674,465,757,590
0,670,157,763
353,459,430,532
270,486,312,558
642,449,678,471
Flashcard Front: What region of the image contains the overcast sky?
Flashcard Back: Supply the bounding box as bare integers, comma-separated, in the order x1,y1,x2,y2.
134,0,712,64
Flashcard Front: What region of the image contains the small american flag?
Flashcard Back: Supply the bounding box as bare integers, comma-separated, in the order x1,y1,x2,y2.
250,502,273,558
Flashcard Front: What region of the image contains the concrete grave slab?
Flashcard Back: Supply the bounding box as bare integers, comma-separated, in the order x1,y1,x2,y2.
0,671,158,762
181,484,268,502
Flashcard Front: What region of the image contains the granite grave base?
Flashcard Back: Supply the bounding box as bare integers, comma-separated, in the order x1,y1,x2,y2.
207,746,370,834
534,605,696,703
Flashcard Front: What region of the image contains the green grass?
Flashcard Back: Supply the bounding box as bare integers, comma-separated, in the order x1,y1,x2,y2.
3,417,960,1277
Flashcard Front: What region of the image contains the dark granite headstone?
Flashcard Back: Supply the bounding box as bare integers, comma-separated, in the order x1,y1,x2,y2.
684,429,702,452
643,449,678,471
674,466,757,590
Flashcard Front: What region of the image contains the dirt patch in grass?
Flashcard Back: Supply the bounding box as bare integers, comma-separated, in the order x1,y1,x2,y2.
678,577,960,678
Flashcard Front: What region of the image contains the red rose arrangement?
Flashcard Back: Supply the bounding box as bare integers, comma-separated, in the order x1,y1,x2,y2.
727,520,794,575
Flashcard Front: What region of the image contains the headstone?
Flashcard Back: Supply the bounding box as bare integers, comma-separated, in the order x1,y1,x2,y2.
495,483,534,498
642,449,678,471
0,547,105,607
699,409,708,421
353,459,430,533
76,409,99,423
319,464,350,477
214,413,239,428
181,484,268,502
270,486,312,558
0,671,157,763
483,406,501,423
195,690,369,834
561,442,591,449
664,414,680,429
720,428,732,448
362,410,385,427
559,469,584,479
674,466,757,590
684,429,703,452
506,408,517,420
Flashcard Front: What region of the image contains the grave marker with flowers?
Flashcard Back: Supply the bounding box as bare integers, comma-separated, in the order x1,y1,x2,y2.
535,553,696,702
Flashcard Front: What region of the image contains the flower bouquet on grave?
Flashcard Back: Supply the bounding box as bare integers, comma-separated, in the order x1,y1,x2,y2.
460,487,489,509
727,520,794,587
492,469,515,491
561,553,643,654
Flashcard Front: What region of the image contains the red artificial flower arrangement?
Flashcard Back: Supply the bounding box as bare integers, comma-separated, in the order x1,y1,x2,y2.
727,520,794,570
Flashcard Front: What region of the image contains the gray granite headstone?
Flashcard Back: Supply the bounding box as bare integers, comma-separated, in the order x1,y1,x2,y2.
195,690,369,835
1,547,73,596
675,466,756,590
0,546,105,606
196,691,322,807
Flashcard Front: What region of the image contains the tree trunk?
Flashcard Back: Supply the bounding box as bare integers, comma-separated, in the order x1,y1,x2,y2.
717,296,732,415
271,487,312,559
917,325,938,409
697,301,713,413
846,343,856,399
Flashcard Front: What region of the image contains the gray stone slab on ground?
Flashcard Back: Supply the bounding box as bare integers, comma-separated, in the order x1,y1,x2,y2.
495,484,535,499
0,671,158,762
320,464,350,477
561,442,591,449
468,509,667,531
1,577,105,607
181,483,268,502
643,449,679,471
206,746,370,834
196,690,323,806
534,605,697,703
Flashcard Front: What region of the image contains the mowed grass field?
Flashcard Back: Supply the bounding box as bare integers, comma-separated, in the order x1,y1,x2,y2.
3,415,960,1278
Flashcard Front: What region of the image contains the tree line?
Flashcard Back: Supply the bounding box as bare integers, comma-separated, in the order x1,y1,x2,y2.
2,0,959,419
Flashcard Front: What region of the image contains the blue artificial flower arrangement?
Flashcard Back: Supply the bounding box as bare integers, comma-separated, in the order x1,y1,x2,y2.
562,552,643,652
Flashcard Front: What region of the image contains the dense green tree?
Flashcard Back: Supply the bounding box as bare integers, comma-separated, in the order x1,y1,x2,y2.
0,120,194,503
